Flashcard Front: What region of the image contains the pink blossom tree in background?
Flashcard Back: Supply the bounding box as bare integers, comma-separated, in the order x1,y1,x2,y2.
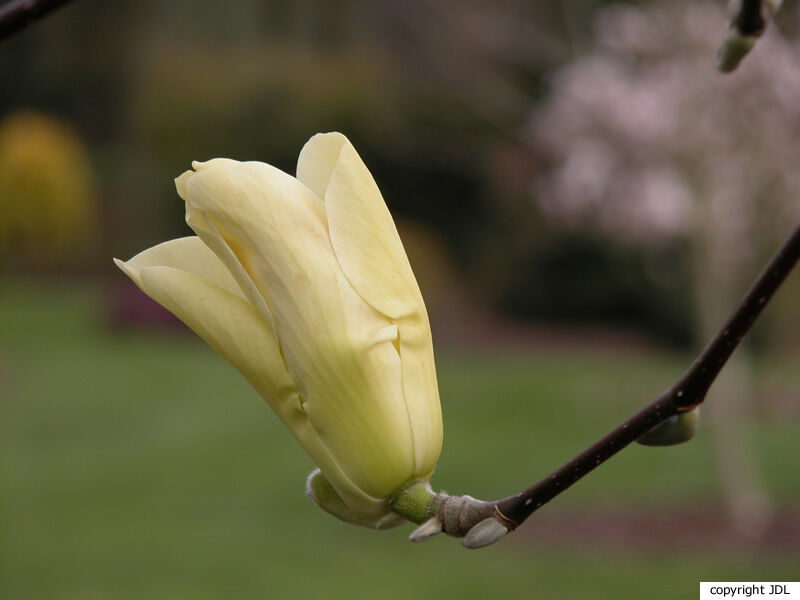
529,1,800,538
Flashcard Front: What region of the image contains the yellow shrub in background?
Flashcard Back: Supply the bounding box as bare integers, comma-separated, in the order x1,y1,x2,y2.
0,111,96,268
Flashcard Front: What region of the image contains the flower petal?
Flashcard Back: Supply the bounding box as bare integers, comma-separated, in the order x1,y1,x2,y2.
396,315,443,478
296,132,348,200
323,139,443,475
178,166,278,334
115,236,244,300
324,138,423,321
180,159,416,500
115,258,389,518
140,264,295,406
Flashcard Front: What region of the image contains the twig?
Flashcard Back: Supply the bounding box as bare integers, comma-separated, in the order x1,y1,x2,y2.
734,0,766,36
0,0,74,43
493,220,800,529
403,221,800,547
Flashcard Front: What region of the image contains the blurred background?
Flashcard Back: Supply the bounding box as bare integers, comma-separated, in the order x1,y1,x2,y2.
2,0,799,598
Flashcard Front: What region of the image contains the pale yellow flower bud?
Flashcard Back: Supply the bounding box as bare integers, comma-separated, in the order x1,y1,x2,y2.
115,133,442,527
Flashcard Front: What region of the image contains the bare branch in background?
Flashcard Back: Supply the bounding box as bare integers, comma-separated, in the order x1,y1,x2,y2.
0,0,75,42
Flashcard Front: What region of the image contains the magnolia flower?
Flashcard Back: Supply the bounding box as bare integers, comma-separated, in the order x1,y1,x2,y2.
115,133,442,528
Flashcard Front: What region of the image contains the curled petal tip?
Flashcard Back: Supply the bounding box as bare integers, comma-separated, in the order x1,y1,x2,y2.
113,256,140,287
462,517,508,549
408,517,442,542
174,171,193,199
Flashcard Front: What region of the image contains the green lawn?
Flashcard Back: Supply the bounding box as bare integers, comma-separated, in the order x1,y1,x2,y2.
2,282,798,599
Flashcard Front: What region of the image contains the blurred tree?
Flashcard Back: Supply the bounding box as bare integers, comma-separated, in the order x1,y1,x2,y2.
0,110,96,270
526,1,800,538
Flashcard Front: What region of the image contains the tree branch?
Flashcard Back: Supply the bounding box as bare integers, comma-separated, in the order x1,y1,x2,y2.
0,0,75,43
494,220,800,529
734,0,766,36
404,221,800,547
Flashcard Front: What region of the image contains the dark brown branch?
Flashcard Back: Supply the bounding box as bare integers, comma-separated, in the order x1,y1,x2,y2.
734,0,766,37
0,0,74,42
493,221,800,530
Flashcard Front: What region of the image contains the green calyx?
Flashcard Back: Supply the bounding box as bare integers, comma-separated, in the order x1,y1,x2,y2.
388,479,438,524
